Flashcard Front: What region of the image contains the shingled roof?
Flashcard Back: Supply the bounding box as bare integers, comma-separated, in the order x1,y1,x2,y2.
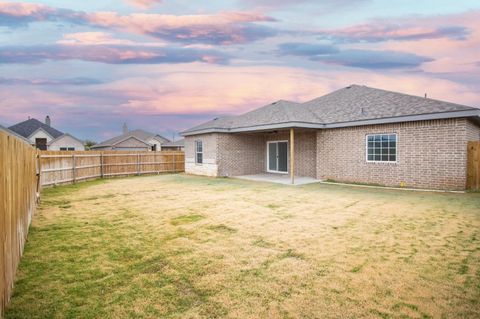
182,85,479,135
8,118,64,139
92,129,170,149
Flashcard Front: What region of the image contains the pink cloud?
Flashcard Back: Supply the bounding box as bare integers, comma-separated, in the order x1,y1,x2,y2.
378,11,480,76
87,64,480,116
124,0,162,9
315,10,477,43
86,11,277,44
0,2,48,16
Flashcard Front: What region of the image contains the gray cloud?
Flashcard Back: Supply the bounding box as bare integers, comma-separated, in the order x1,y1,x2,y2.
0,77,103,85
317,24,470,43
0,44,230,65
315,49,433,69
277,42,339,56
277,42,433,69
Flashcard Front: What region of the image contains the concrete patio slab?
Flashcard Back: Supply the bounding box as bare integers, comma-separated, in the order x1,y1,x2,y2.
233,173,320,186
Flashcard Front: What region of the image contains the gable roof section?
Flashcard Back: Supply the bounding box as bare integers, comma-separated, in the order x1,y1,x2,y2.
8,118,63,139
182,85,479,135
49,133,84,145
162,138,185,147
92,129,170,149
113,136,151,148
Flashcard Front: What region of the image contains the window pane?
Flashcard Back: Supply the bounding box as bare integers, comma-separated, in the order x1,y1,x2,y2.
196,153,203,164
367,134,397,162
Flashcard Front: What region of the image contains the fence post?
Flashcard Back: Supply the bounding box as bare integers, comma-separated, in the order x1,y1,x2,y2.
137,153,140,176
173,153,176,173
36,152,41,202
72,154,76,184
100,154,104,178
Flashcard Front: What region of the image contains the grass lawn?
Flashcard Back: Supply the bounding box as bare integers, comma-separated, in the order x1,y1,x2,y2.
5,174,480,318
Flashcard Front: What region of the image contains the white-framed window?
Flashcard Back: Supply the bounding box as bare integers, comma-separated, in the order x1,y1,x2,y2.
60,147,75,151
195,140,203,164
366,134,397,163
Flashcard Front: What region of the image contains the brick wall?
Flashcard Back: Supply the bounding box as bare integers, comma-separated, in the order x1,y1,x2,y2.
317,118,474,190
185,134,219,176
217,133,265,176
466,119,480,141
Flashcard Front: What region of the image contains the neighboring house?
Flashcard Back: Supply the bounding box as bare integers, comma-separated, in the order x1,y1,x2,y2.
0,124,32,144
91,124,170,151
8,116,85,151
161,139,185,151
182,85,480,191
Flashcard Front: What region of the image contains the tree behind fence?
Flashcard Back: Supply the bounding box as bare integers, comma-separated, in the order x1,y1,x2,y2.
39,150,185,187
0,131,38,318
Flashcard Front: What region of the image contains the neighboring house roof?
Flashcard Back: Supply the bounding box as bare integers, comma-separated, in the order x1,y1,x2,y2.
182,85,480,136
48,133,84,145
8,118,64,139
0,124,32,144
162,139,185,147
91,129,170,149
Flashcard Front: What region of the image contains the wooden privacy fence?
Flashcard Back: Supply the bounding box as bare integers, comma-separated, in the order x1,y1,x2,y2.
39,150,185,186
0,131,38,318
467,141,480,190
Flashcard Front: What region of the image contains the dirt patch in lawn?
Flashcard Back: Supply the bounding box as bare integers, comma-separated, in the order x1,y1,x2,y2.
5,174,480,318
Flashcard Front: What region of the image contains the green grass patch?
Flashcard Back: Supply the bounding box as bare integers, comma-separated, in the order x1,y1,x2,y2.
170,214,205,226
206,224,237,234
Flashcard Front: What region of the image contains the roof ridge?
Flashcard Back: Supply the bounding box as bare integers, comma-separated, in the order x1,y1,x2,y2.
359,85,477,109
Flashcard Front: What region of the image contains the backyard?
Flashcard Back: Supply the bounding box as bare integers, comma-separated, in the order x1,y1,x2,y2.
5,174,480,319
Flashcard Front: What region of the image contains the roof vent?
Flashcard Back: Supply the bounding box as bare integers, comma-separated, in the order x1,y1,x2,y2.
346,85,352,89
213,117,219,121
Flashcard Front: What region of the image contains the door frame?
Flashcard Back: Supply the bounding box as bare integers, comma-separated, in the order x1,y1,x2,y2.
266,140,289,174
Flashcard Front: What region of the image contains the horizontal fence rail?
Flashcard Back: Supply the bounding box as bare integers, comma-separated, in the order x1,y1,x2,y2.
0,131,38,318
38,150,185,187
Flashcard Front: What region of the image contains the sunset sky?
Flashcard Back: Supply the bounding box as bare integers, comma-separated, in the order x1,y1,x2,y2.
0,0,479,142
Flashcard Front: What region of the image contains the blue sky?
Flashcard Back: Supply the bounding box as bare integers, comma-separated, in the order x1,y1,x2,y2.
0,0,479,142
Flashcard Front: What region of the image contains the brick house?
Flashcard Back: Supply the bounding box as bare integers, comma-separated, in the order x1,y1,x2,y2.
181,85,480,190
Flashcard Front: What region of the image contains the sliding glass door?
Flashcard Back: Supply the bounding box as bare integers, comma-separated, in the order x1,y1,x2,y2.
267,141,288,173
